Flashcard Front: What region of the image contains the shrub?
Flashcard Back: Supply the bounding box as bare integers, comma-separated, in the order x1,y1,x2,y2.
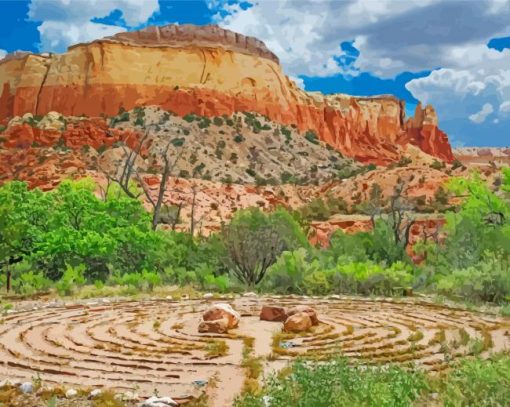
235,358,427,407
220,207,308,287
213,117,224,126
234,134,245,143
435,356,510,406
304,130,319,145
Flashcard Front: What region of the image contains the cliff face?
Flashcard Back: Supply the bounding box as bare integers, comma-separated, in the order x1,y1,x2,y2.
0,24,453,164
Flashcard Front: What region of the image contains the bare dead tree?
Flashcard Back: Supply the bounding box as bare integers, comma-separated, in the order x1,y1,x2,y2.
190,183,198,236
221,223,286,287
100,125,183,230
387,180,416,250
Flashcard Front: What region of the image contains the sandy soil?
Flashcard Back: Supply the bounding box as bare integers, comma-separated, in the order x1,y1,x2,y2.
0,296,508,406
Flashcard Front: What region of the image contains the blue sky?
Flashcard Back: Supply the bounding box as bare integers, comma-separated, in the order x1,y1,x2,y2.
0,0,509,147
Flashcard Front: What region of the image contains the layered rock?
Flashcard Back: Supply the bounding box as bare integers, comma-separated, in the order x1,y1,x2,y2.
0,24,453,164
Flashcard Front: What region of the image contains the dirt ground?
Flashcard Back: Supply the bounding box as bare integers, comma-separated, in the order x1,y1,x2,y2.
0,296,509,406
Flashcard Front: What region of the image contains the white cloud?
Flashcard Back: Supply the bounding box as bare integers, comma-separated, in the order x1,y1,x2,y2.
28,0,159,52
500,101,510,113
211,0,510,78
469,103,494,123
289,75,305,89
0,49,6,60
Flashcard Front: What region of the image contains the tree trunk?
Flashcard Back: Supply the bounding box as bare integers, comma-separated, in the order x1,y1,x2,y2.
6,266,11,293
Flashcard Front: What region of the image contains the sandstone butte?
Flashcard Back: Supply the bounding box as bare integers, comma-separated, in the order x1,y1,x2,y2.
0,24,453,165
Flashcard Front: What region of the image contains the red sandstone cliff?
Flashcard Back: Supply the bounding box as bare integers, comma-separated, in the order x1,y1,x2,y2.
0,24,453,164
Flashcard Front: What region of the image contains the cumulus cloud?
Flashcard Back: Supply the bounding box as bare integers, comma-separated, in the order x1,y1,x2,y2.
0,49,6,60
28,0,159,52
500,101,510,113
469,103,494,123
211,0,510,78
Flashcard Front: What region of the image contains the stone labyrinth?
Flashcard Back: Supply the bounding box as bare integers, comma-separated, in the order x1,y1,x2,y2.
0,297,509,405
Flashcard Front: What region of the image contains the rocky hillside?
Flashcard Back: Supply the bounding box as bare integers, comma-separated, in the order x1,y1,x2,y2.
0,24,453,165
0,107,360,189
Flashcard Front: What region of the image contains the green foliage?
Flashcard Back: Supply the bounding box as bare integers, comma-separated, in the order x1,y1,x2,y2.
213,117,224,126
235,358,427,407
435,356,510,406
234,134,245,143
304,130,319,145
221,207,308,286
435,252,510,302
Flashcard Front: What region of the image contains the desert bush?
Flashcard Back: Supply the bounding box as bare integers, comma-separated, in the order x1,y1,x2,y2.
220,207,307,287
235,358,427,407
434,355,510,406
435,252,510,303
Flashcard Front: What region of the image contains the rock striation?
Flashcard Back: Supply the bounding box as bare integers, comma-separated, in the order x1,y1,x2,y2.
0,24,453,164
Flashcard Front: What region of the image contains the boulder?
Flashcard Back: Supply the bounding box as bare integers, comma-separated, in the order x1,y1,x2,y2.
198,317,229,334
202,303,240,329
284,312,312,333
260,305,287,322
287,305,319,326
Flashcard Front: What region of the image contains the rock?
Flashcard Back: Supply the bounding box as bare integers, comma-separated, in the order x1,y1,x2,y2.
120,391,139,401
20,382,33,394
284,312,312,333
202,303,240,329
0,25,453,165
198,317,229,334
139,395,178,407
89,389,102,398
203,293,214,299
329,295,341,300
181,294,190,300
65,388,78,398
287,305,319,326
243,292,257,297
260,305,287,322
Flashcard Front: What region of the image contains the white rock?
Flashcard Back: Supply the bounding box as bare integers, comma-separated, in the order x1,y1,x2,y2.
243,292,257,297
122,391,139,401
65,388,78,398
20,382,33,394
263,395,273,407
329,295,341,300
90,389,102,398
203,293,214,299
165,296,173,300
139,395,178,407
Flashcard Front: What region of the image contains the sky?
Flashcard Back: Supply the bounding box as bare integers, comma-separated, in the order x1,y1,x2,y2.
0,0,509,147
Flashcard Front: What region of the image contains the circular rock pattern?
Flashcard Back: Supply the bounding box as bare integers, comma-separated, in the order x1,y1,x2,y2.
0,297,508,405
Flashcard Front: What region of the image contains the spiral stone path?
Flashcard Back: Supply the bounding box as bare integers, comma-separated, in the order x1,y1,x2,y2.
0,296,509,405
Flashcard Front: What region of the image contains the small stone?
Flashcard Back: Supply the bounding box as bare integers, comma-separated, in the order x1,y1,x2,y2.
139,395,178,407
260,305,287,322
243,292,257,297
122,391,139,401
20,382,33,394
181,294,189,300
65,388,78,398
203,293,214,299
263,395,273,407
89,389,102,398
328,295,341,300
284,312,312,333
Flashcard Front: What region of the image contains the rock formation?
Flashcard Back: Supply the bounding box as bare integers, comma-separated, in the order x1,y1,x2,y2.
0,24,453,164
